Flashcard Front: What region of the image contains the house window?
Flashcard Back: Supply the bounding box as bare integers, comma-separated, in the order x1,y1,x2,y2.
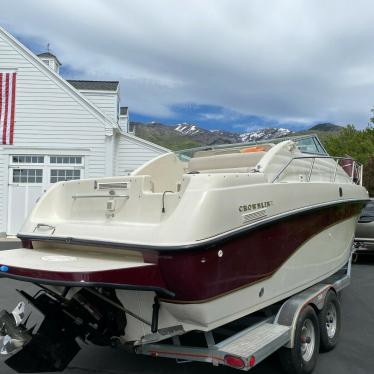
13,169,43,183
50,169,81,183
50,156,83,164
12,155,44,164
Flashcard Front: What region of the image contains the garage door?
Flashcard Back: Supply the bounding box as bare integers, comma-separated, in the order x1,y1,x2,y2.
7,154,84,235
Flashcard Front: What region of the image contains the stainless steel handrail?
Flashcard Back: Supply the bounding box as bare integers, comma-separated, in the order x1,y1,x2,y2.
307,158,315,182
272,156,362,185
72,194,129,199
332,158,339,182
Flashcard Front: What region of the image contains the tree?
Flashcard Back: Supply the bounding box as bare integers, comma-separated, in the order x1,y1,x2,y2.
322,125,374,196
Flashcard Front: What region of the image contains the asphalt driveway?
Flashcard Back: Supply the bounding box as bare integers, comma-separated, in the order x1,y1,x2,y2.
0,240,373,374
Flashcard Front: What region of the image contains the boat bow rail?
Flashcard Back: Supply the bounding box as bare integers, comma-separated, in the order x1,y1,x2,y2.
272,156,363,184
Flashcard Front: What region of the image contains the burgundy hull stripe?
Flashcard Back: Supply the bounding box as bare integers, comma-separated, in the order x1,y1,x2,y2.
1,201,363,302
158,201,362,301
2,264,167,290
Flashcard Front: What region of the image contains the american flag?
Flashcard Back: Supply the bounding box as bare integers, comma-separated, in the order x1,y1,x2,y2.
0,72,16,145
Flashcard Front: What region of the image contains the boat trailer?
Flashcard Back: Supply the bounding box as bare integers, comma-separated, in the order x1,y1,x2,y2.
137,262,350,371
0,260,351,373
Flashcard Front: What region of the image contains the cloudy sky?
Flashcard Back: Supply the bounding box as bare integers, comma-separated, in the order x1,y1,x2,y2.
1,0,374,132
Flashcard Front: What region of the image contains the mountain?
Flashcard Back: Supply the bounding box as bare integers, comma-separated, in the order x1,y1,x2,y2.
308,123,343,132
132,121,342,150
239,127,292,142
174,123,243,144
132,122,201,150
174,123,292,143
133,122,292,150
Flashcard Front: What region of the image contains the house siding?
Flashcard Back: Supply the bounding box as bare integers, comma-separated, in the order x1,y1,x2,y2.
0,152,6,233
0,26,168,235
0,31,108,232
115,135,165,175
0,35,107,176
79,91,118,123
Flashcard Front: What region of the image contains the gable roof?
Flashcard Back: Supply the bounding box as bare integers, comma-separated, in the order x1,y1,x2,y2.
68,80,119,91
0,26,119,131
0,26,169,153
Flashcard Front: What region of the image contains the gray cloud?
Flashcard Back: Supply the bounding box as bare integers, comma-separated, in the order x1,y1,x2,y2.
1,0,374,127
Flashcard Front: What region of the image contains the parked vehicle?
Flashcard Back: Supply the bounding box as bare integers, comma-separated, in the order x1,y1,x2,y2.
0,134,368,373
354,198,374,257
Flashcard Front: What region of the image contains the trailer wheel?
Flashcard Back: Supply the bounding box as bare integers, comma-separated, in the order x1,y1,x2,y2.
279,305,320,374
318,290,341,352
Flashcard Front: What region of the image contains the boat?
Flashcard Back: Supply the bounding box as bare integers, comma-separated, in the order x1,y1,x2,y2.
0,134,368,372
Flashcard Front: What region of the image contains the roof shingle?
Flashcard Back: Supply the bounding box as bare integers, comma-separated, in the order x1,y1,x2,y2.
68,80,119,91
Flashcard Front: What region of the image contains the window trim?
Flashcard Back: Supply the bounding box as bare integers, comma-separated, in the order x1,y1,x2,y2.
10,155,45,165
49,168,81,184
10,167,44,185
8,154,85,186
9,155,85,166
50,155,84,165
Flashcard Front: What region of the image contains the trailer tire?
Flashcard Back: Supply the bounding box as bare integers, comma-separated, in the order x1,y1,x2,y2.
279,305,320,374
318,290,341,352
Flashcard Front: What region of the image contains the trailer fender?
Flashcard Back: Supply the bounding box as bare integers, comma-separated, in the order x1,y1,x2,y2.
274,284,334,348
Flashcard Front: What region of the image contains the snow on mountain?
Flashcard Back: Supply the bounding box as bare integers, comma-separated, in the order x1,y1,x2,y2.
173,123,292,144
132,121,340,150
239,128,291,142
175,123,200,135
175,123,290,141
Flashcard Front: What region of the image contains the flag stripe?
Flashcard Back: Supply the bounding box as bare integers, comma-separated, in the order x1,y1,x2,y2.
2,73,9,145
0,72,16,145
6,73,12,145
0,73,2,137
9,73,16,145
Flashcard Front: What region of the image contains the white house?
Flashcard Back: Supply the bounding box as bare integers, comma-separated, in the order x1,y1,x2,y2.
0,26,168,235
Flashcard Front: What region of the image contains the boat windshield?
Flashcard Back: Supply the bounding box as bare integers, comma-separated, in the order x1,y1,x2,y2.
175,134,328,161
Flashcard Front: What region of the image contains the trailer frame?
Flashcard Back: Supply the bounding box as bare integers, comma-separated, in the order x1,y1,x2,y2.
136,259,351,371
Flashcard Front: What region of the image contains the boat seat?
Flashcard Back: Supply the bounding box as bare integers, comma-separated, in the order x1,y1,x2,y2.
188,151,266,172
